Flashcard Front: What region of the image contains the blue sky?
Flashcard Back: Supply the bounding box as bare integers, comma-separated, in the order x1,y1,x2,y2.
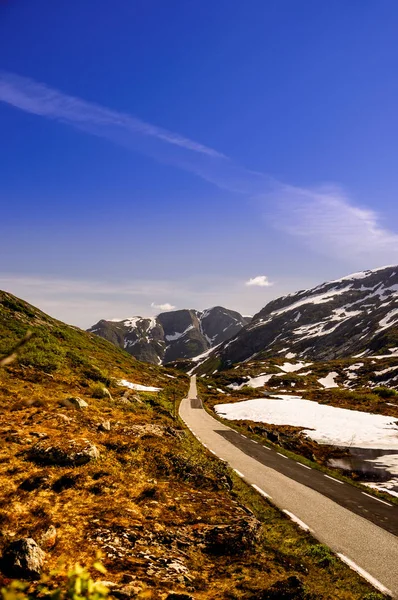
1,0,398,327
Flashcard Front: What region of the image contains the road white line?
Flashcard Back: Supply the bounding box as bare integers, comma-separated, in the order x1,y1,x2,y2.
251,483,271,499
277,452,288,459
283,510,311,532
361,492,392,507
240,434,247,438
297,462,311,470
209,450,217,455
233,469,244,478
263,446,271,450
337,553,393,596
252,440,259,444
324,474,344,485
202,444,208,448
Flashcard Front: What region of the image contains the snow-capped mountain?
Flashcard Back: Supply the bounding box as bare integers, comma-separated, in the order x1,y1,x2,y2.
196,266,398,370
88,307,250,365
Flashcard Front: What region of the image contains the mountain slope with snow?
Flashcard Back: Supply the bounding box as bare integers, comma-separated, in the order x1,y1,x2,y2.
197,266,398,370
88,306,250,365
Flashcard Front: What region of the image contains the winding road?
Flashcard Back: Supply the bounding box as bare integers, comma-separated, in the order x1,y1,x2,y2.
180,375,398,598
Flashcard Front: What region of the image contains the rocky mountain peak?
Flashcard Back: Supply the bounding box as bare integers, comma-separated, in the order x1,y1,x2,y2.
88,306,251,365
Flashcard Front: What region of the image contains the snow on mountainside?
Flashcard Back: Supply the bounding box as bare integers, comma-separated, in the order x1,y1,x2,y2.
197,266,398,370
88,306,250,365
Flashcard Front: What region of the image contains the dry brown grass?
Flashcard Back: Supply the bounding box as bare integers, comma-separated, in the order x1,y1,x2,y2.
0,292,388,599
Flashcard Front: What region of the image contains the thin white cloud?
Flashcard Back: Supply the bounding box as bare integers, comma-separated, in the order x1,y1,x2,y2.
1,71,397,267
0,71,224,158
245,275,274,287
150,302,176,311
264,183,398,266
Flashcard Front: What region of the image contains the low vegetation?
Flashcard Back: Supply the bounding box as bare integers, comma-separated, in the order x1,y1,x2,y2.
0,291,390,598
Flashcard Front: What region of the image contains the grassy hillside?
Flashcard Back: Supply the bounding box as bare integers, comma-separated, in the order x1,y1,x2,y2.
0,291,387,599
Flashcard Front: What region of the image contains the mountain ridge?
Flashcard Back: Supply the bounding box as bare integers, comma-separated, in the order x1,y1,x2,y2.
192,265,398,373
88,306,251,365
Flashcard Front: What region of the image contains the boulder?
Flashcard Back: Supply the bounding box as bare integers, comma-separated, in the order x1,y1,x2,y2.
203,516,261,555
60,397,88,410
28,439,99,466
1,538,45,580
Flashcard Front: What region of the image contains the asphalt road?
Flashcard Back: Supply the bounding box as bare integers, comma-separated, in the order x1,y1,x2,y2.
180,375,398,598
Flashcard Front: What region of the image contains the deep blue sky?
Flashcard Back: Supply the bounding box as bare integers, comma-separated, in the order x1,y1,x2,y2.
1,0,398,326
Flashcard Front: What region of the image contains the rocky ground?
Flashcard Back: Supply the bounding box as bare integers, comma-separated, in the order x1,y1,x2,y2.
0,291,388,599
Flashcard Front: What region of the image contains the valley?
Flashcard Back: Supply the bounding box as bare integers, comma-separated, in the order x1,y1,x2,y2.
1,264,398,599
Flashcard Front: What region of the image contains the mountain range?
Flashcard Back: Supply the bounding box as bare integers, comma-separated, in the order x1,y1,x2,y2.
88,307,251,365
194,265,398,373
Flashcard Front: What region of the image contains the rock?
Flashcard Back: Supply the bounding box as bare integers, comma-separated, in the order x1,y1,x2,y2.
125,424,166,438
60,397,88,410
257,576,305,599
98,420,111,431
39,526,57,549
28,439,99,466
118,398,131,405
1,538,45,580
203,516,261,555
56,413,73,422
166,594,194,600
112,584,144,598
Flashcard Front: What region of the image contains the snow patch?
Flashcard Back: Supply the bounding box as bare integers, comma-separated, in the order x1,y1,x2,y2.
215,396,398,449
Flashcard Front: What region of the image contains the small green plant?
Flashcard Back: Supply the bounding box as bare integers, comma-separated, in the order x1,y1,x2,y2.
305,544,337,568
1,558,109,600
82,366,111,386
373,386,397,399
90,383,110,399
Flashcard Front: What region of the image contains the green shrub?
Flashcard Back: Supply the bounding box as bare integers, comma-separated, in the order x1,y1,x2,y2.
305,544,337,568
82,366,110,386
90,383,110,399
373,386,397,399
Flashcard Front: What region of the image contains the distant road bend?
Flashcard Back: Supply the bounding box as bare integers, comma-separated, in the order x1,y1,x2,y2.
180,375,398,598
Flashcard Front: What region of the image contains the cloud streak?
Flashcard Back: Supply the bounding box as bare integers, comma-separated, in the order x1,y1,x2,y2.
0,71,224,158
264,183,398,265
1,71,397,267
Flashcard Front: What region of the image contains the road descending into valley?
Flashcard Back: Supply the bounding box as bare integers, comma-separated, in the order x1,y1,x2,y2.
180,376,398,598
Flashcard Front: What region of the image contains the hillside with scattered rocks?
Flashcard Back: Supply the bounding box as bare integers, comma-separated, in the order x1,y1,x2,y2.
0,290,382,599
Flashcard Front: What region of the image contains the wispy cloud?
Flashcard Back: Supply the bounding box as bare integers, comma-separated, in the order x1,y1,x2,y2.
264,183,398,265
245,275,274,287
1,71,397,267
0,71,224,158
151,302,176,311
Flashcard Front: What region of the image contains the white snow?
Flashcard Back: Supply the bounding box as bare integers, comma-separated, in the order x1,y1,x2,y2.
374,366,398,377
318,372,339,388
117,379,161,392
227,373,276,390
270,286,353,316
378,308,398,331
347,363,364,371
277,361,312,373
285,352,297,359
165,325,194,341
214,395,398,449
